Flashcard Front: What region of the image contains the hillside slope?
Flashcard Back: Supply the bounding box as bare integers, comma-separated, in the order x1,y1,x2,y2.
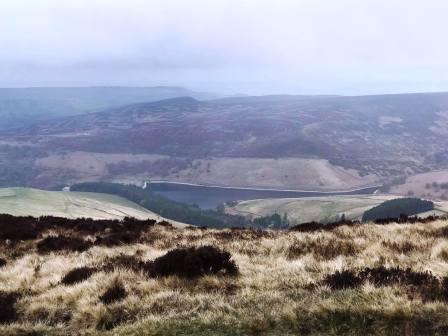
230,195,448,225
229,195,395,224
2,92,448,189
0,187,167,221
2,218,448,335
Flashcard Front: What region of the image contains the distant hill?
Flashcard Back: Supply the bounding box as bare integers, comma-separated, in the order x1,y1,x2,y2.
209,94,341,104
2,91,448,190
0,86,217,128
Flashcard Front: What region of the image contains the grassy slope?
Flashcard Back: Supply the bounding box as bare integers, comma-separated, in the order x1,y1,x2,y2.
0,187,163,221
2,221,448,335
231,195,448,225
231,195,396,224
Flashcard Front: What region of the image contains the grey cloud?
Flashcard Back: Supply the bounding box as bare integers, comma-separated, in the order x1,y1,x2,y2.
0,0,447,94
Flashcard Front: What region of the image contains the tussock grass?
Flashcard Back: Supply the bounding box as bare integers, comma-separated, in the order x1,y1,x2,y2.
2,221,448,335
287,236,361,260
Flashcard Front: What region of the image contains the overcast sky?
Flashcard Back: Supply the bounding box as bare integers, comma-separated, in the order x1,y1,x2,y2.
1,0,448,95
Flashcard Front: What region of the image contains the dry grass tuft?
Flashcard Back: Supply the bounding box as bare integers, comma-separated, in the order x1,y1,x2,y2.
287,236,360,260
101,254,145,273
381,240,420,254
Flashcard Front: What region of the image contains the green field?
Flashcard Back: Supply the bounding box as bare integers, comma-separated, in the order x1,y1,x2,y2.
230,195,448,225
0,187,163,220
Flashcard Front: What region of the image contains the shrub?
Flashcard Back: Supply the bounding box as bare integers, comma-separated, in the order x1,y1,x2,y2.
95,231,141,247
440,277,448,301
374,215,442,225
358,266,438,288
433,225,448,239
146,246,238,278
359,266,441,302
37,216,155,235
322,270,363,290
0,291,20,323
96,306,129,330
61,267,97,285
290,221,325,232
0,215,40,240
0,214,156,242
438,249,448,262
102,254,145,273
213,229,274,241
321,267,442,301
100,281,127,305
37,236,92,253
289,219,360,232
158,220,173,227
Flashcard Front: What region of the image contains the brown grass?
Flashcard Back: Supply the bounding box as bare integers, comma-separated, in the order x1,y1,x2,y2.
287,236,360,260
1,220,448,335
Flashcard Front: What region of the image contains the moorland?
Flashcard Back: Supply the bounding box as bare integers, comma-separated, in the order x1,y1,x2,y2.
2,215,448,335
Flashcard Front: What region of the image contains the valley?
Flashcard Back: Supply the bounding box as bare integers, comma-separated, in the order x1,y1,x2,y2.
1,91,448,194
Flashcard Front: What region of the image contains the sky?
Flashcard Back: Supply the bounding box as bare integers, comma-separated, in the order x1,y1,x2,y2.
1,0,448,95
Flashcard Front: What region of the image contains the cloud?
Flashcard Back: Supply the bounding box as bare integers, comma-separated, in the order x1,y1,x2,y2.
0,0,448,94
